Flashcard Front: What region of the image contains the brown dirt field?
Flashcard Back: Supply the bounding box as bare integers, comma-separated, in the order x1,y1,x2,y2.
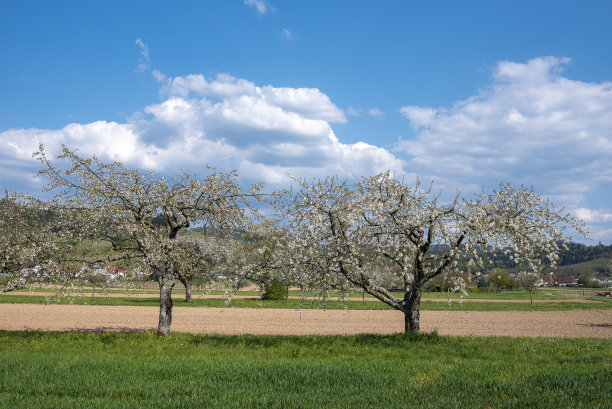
0,304,610,338
4,291,604,303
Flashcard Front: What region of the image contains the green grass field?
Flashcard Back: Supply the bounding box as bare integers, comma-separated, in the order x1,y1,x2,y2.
13,285,611,299
2,293,612,311
0,331,610,408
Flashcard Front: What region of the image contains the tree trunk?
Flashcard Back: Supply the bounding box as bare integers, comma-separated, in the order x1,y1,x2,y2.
157,267,175,335
404,285,423,333
178,277,192,302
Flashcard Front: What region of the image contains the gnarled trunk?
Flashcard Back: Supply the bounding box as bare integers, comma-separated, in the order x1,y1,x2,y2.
157,267,175,335
404,285,423,333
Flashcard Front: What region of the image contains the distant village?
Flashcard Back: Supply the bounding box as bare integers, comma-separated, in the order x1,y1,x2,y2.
18,261,612,291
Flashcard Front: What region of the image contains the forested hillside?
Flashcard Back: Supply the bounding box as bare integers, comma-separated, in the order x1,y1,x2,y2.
476,242,612,278
557,242,612,265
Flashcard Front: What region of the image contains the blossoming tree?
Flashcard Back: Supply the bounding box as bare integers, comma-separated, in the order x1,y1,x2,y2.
283,172,585,333
173,235,232,302
515,271,542,305
35,145,263,335
0,193,86,292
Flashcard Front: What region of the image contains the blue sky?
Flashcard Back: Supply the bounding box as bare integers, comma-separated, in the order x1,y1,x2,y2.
1,0,611,242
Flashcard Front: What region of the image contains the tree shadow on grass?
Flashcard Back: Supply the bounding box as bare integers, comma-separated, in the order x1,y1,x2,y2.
179,330,442,349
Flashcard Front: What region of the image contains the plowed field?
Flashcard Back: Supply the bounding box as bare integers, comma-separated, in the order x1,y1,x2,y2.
1,304,610,338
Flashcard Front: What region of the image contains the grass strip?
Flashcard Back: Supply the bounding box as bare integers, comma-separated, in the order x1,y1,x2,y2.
0,294,611,310
0,331,610,408
14,287,605,300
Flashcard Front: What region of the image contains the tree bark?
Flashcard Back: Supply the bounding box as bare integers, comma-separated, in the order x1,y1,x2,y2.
157,267,175,335
404,285,423,333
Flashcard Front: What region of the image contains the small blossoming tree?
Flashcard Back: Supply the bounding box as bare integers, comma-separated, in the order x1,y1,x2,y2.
515,271,542,305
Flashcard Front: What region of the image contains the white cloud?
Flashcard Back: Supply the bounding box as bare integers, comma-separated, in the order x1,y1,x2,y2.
399,106,437,128
586,225,612,242
0,72,403,192
574,208,612,223
157,73,347,123
135,38,150,73
244,0,270,14
397,56,612,240
368,108,384,118
5,55,610,241
282,28,293,39
345,106,360,117
344,107,385,118
152,69,166,82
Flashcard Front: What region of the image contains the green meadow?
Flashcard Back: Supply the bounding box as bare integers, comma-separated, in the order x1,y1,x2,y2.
2,287,610,408
0,331,610,409
2,292,611,311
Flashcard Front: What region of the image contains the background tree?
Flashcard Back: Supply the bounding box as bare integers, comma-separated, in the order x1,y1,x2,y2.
233,221,293,300
0,193,85,292
515,271,542,304
577,268,601,288
1,194,37,285
173,235,232,302
81,268,109,298
283,172,585,333
488,268,514,293
35,145,263,335
440,270,469,304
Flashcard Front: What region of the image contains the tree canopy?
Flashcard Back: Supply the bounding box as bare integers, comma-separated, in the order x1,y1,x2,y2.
34,144,264,334
280,172,586,332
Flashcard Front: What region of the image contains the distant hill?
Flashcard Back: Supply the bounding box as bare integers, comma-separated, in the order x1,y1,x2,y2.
551,257,611,278
415,242,612,278
548,242,612,278
557,242,612,266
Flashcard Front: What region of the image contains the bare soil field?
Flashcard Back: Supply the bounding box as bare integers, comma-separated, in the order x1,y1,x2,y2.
5,291,604,303
0,304,610,338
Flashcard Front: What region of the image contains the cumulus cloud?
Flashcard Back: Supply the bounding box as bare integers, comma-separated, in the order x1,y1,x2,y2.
397,57,612,205
574,208,612,223
587,226,612,242
0,72,403,191
397,56,612,240
399,106,437,128
244,0,270,14
157,73,347,124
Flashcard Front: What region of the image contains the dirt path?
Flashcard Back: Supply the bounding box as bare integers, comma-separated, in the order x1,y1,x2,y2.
5,291,604,303
0,304,610,338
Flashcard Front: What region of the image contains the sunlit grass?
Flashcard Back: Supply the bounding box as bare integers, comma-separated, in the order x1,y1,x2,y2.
1,293,610,311
0,331,610,408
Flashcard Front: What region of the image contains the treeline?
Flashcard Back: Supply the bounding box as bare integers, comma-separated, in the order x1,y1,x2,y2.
462,241,612,277
557,242,612,265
